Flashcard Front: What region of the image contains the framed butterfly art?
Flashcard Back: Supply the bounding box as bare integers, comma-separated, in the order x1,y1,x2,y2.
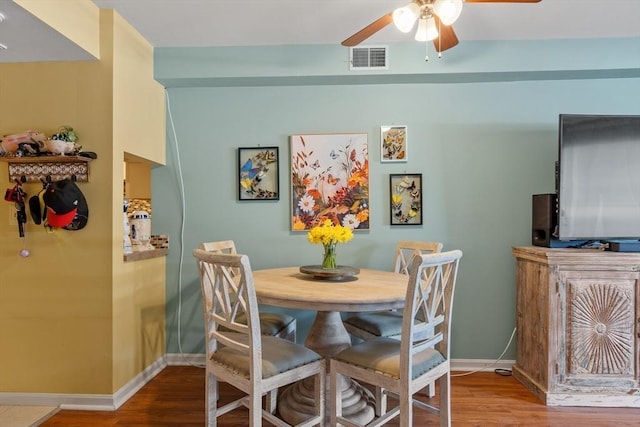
238,147,279,200
290,133,369,231
390,173,422,225
381,125,407,163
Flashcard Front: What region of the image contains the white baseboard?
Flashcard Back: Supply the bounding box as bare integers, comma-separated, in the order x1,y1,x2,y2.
451,358,515,373
163,354,515,373
104,356,167,411
165,353,205,367
0,355,514,410
0,356,167,411
0,391,114,410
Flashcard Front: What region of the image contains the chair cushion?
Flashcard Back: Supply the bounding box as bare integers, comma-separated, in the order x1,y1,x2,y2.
211,334,322,379
333,337,445,380
343,311,403,337
256,312,295,336
219,312,295,337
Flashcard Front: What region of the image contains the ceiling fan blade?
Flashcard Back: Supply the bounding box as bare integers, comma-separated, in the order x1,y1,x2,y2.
341,13,393,47
433,16,459,53
465,0,541,3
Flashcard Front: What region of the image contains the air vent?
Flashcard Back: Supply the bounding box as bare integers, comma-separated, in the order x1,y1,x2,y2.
349,46,388,70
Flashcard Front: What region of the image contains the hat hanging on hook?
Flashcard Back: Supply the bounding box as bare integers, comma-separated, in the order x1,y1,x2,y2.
43,179,89,230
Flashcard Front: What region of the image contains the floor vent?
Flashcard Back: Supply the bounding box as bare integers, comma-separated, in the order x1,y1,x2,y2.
349,46,388,70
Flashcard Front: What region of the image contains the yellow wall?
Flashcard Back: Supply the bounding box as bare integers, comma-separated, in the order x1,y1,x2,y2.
0,2,166,397
111,11,166,164
0,60,114,394
125,161,152,199
108,9,166,391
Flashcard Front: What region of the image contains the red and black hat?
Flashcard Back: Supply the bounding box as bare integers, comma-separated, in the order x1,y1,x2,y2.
43,179,89,230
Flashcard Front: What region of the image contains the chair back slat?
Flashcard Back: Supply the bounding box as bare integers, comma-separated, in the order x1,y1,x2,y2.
214,331,251,353
401,250,462,380
412,331,443,353
201,257,247,331
200,240,237,254
200,241,241,278
394,241,443,275
193,249,262,373
412,314,444,341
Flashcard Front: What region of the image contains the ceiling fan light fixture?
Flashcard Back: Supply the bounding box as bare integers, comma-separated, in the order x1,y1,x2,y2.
392,2,420,33
415,17,438,42
433,0,463,26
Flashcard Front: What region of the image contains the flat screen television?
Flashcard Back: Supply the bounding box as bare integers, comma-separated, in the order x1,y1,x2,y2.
557,114,640,241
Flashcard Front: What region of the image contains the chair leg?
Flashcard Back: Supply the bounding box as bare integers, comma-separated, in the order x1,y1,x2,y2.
439,374,451,427
426,380,435,398
250,387,262,427
330,363,341,427
375,386,387,416
265,389,277,414
207,371,217,427
316,369,325,427
399,389,412,427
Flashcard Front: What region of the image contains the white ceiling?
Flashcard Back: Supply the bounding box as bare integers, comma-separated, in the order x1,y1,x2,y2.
1,0,640,63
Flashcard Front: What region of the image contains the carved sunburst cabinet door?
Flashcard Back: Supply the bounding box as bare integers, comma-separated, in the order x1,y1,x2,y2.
563,273,637,387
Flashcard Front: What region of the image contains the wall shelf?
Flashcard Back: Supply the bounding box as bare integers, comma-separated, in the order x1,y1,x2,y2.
0,156,92,182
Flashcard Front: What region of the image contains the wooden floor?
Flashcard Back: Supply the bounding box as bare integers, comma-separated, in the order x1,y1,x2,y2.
0,405,57,427
41,366,639,426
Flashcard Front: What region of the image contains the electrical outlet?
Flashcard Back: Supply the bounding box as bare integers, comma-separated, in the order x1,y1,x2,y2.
9,209,17,225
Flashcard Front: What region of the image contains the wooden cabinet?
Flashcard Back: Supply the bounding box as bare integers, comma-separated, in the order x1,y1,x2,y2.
512,246,640,407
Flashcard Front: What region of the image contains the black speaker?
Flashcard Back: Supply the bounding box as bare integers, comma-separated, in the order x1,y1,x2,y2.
532,193,557,247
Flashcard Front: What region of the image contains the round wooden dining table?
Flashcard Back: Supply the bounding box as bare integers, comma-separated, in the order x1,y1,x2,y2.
252,265,409,425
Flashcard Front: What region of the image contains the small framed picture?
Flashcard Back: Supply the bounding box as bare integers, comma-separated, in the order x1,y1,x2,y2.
381,125,407,163
390,174,422,225
238,147,279,200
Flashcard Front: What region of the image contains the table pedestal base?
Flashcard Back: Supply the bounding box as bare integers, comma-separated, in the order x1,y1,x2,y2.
278,374,374,425
277,310,375,425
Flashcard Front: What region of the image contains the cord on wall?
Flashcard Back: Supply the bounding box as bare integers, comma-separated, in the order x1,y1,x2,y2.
451,327,516,378
166,89,204,368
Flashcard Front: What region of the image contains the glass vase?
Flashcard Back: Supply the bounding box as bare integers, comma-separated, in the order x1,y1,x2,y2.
322,242,338,269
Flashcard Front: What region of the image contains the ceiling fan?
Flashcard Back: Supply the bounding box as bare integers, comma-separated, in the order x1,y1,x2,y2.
341,0,542,53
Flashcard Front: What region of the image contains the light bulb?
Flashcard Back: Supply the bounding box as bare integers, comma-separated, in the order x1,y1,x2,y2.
426,17,439,41
433,0,463,26
393,3,420,33
415,17,439,42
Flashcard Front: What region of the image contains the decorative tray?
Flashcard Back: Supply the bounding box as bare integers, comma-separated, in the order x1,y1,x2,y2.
299,265,360,281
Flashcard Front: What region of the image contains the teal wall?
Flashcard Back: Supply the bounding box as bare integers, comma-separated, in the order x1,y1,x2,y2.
152,38,640,360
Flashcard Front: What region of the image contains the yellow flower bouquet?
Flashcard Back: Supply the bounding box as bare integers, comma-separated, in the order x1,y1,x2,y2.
307,219,354,269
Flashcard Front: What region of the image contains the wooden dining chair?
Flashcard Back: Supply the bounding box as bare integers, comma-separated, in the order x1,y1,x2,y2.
342,241,443,400
200,241,296,342
199,241,298,414
330,250,462,427
193,249,325,427
343,241,443,341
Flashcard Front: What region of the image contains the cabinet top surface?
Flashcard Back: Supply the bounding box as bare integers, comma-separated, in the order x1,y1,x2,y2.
513,246,640,266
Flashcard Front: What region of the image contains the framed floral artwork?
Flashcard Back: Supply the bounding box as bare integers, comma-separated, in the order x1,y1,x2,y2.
390,173,422,225
381,125,407,162
238,146,279,200
290,133,369,231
